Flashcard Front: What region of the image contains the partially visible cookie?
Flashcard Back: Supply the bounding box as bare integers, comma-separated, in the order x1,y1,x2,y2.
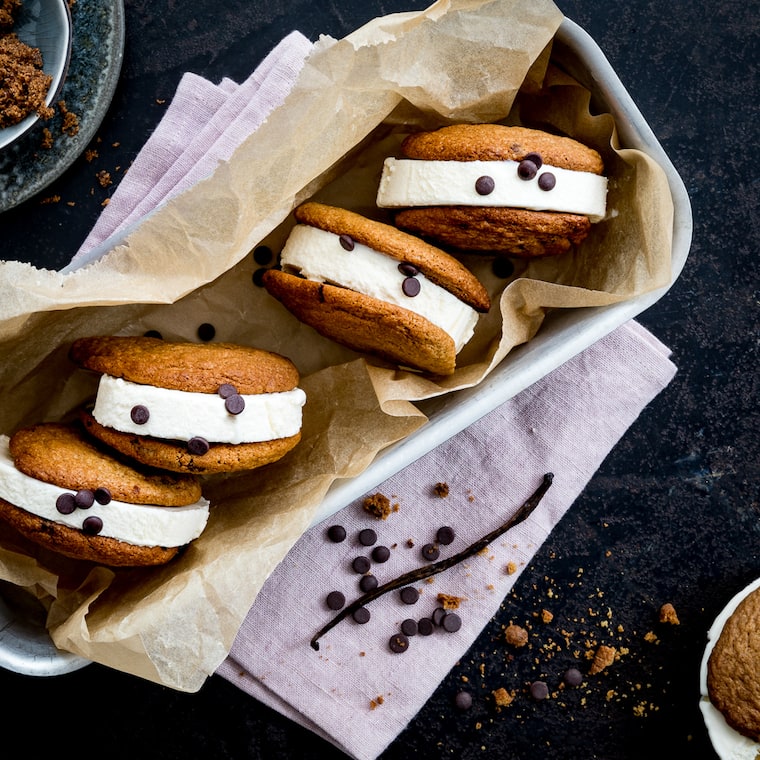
376,123,607,257
69,336,306,474
0,423,209,566
262,202,491,376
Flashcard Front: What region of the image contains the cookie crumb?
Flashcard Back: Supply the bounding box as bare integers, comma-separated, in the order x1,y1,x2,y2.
589,644,617,675
362,492,392,520
504,623,529,648
659,602,680,625
492,687,514,708
437,593,463,610
433,482,449,498
505,561,517,575
540,609,554,623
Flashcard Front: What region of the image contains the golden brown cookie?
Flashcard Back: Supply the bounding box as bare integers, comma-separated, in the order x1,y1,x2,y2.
379,124,606,257
69,336,306,474
0,423,209,567
262,202,490,376
707,587,760,740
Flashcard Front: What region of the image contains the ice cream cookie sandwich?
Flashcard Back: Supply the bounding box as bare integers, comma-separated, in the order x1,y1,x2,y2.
377,124,607,257
261,202,491,376
69,336,306,474
0,423,209,566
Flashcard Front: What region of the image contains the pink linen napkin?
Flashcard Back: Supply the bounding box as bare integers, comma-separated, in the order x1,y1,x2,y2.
216,320,676,760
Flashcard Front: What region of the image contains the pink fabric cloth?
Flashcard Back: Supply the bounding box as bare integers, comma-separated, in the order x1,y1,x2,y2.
70,31,677,760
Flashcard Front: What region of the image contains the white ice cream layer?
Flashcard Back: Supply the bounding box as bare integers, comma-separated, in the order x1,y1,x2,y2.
280,225,480,353
92,376,306,444
376,158,608,222
0,436,209,548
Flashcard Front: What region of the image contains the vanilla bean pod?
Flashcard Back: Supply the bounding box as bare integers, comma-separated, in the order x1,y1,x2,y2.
310,472,554,650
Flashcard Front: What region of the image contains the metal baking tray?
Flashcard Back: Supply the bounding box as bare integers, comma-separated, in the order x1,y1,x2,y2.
0,16,693,676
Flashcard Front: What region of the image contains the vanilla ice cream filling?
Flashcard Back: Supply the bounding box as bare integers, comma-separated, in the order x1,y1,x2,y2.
0,436,209,547
92,376,306,444
280,225,480,352
377,158,608,222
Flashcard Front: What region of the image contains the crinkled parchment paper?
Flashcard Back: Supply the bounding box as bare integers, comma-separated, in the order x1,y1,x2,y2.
0,0,673,691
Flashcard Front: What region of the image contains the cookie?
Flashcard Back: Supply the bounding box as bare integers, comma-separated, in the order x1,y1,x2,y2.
69,336,306,474
706,583,760,741
262,202,491,376
376,124,607,257
0,423,209,566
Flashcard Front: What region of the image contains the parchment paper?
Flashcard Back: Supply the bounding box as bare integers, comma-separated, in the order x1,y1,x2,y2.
0,0,674,691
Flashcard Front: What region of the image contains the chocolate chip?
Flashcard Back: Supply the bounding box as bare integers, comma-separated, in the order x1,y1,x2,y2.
358,528,377,546
130,405,149,424
359,574,378,592
225,394,245,415
402,276,421,298
524,152,543,169
563,667,583,687
421,543,440,561
398,262,419,277
442,612,462,632
197,323,216,341
388,633,409,653
399,586,419,605
530,680,549,700
94,487,111,505
82,515,103,535
517,159,538,180
339,234,355,251
218,383,237,399
475,175,495,195
371,545,390,563
454,690,473,710
252,268,267,287
55,493,76,515
327,524,347,543
417,617,434,636
352,555,371,574
538,172,556,191
431,606,447,626
187,436,210,455
400,618,418,636
436,526,455,545
352,607,371,624
74,490,94,509
492,257,515,279
143,330,162,339
253,245,273,266
326,591,346,610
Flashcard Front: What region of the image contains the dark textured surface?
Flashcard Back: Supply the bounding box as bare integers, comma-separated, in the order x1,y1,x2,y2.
0,0,758,758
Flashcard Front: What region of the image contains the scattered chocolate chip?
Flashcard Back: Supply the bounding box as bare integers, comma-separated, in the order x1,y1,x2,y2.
352,556,371,574
74,490,94,509
94,487,111,505
218,383,237,399
402,277,421,298
359,574,378,592
492,257,515,279
55,493,76,515
524,152,543,169
400,618,418,636
130,405,150,425
399,586,419,605
197,323,216,341
187,436,210,455
530,680,549,700
339,234,355,251
326,591,346,610
538,172,556,191
421,543,440,561
327,524,347,543
436,526,455,545
358,528,377,546
253,245,273,266
517,159,538,180
143,330,162,339
431,606,447,626
352,607,371,624
224,394,246,415
454,690,473,710
252,268,267,287
398,262,419,277
442,612,462,632
417,617,434,636
388,633,410,653
475,175,495,195
563,667,583,687
82,515,103,535
372,545,391,563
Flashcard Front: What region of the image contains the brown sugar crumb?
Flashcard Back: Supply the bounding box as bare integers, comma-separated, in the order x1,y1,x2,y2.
437,593,464,610
40,127,53,149
658,602,680,625
0,0,21,31
96,169,112,188
84,148,99,162
0,33,53,127
40,194,60,204
58,100,79,136
492,687,514,708
433,482,449,498
588,644,617,675
504,623,529,648
362,492,392,520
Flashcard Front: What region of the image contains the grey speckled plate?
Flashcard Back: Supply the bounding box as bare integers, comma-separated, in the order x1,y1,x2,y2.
0,0,125,213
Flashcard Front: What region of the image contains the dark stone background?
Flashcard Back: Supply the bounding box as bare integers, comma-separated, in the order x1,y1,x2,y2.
1,1,758,758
